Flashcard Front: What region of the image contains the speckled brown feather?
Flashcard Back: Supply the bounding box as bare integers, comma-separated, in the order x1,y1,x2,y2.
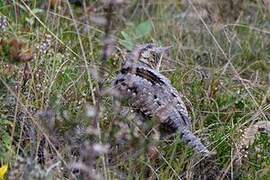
113,44,210,156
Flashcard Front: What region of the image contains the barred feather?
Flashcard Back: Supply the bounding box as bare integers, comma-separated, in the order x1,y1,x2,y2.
113,44,211,157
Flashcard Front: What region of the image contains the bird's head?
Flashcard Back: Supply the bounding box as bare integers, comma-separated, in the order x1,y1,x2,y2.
132,44,170,70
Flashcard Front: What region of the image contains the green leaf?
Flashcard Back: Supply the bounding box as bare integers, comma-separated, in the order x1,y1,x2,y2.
25,17,34,26
121,31,132,41
135,20,152,38
0,119,12,126
119,40,134,51
120,31,134,50
32,8,44,14
2,132,11,149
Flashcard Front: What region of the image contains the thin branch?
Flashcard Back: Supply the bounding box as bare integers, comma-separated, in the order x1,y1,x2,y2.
93,1,115,128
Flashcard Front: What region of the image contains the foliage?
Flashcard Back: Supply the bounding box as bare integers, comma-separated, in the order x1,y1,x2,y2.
120,20,152,50
0,0,269,179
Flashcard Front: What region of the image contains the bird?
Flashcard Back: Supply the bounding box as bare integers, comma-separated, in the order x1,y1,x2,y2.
113,44,211,157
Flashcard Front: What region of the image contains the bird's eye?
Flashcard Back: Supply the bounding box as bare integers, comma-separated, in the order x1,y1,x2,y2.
145,44,154,49
141,44,154,52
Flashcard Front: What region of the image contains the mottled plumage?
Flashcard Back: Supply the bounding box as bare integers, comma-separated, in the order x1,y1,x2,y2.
113,44,210,156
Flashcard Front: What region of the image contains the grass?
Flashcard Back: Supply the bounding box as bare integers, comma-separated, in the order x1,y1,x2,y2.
0,0,270,179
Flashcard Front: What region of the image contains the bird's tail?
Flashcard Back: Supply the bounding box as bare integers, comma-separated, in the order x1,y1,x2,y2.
179,127,211,157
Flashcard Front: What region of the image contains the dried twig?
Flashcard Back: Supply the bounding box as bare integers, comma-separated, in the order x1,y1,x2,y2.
234,121,270,165
93,0,115,128
91,1,122,179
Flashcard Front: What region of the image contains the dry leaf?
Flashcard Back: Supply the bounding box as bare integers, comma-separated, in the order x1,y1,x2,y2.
0,165,8,180
49,0,61,9
147,145,159,161
263,0,270,12
234,121,270,165
4,39,34,63
17,49,34,63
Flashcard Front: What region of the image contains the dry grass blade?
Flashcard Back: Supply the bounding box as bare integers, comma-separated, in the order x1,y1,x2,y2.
234,121,270,165
1,0,270,179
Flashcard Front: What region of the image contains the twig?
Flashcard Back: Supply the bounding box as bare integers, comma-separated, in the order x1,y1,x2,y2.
93,1,118,179
93,1,114,128
234,121,270,165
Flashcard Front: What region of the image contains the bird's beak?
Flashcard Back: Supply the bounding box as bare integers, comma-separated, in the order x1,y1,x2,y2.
157,46,171,55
